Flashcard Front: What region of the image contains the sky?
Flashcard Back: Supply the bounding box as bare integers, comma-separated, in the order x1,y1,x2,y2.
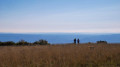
0,0,120,33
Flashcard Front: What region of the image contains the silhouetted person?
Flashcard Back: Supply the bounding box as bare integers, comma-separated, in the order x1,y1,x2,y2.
74,38,76,44
77,39,80,44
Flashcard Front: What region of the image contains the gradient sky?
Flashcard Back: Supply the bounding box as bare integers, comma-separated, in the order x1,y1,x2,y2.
0,0,120,33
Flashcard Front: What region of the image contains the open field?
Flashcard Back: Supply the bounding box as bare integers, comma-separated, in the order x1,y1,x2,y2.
0,44,120,67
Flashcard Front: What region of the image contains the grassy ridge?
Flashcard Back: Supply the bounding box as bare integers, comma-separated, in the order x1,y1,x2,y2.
0,44,120,67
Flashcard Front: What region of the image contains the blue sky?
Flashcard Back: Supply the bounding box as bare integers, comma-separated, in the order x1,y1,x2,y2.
0,0,120,33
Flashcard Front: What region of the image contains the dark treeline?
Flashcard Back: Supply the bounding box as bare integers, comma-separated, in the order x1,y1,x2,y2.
0,39,108,46
0,40,49,46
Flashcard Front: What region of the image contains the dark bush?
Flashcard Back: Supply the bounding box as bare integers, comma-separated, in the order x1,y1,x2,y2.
0,41,2,46
0,39,50,46
0,41,15,46
97,40,107,44
33,40,49,45
16,40,29,45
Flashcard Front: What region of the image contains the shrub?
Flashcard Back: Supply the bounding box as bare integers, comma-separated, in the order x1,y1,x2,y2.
97,40,107,44
0,41,15,46
16,40,29,45
0,39,50,46
0,41,2,46
33,40,49,45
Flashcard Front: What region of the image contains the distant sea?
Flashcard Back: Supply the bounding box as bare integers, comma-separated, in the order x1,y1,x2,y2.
0,33,120,44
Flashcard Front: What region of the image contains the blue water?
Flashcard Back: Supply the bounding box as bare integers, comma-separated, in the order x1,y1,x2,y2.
0,33,120,44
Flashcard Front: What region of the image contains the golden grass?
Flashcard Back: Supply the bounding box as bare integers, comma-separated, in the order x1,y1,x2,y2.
0,44,120,67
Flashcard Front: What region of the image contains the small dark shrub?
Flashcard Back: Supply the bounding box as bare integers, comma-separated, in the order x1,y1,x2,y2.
33,40,48,45
0,41,15,46
16,40,29,45
0,41,2,46
97,41,107,44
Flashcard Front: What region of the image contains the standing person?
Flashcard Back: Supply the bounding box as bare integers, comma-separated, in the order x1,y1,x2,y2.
74,38,76,44
77,39,80,44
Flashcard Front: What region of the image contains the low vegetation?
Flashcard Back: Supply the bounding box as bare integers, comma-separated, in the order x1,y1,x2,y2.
0,40,49,46
0,44,120,67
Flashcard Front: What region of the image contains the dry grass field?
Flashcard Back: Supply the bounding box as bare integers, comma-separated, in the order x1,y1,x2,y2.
0,44,120,67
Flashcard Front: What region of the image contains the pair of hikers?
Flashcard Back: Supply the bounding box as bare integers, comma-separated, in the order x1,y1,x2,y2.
74,38,80,44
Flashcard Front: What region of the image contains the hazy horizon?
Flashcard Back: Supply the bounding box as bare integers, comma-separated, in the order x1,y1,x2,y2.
0,0,120,33
0,31,120,35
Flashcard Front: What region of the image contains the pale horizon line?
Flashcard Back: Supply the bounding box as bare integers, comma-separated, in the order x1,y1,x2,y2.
0,32,120,34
